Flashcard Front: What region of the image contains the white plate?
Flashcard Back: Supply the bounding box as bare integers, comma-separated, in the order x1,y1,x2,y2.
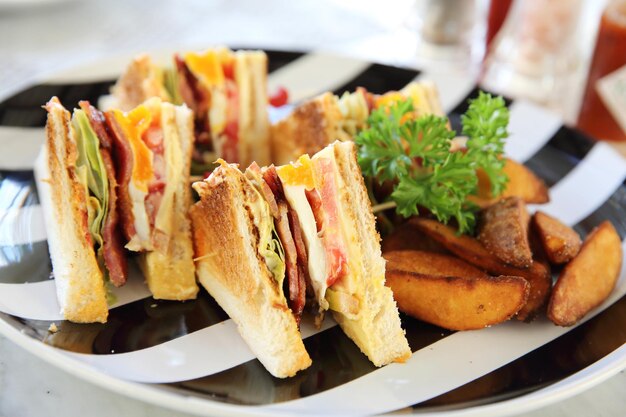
0,50,625,417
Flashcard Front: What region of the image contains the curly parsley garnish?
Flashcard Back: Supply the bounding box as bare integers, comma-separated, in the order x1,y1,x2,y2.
355,91,509,234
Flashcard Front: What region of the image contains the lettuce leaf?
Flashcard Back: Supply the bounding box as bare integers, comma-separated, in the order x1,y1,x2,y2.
163,66,183,105
72,110,109,256
244,173,287,293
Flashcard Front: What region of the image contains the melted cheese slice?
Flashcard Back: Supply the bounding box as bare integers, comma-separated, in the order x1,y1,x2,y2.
183,48,233,90
111,105,153,191
281,182,329,311
110,101,159,251
276,155,315,190
183,49,234,137
277,155,329,310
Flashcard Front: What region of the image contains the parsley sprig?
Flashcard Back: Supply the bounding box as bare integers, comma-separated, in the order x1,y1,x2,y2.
355,91,509,234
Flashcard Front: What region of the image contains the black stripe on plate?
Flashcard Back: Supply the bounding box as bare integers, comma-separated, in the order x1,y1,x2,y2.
157,315,454,406
331,64,421,96
0,81,116,128
523,143,585,188
263,49,306,74
0,170,43,277
1,286,229,354
0,170,38,207
574,180,626,241
0,241,51,284
523,126,597,187
412,294,626,412
541,125,596,162
447,86,513,133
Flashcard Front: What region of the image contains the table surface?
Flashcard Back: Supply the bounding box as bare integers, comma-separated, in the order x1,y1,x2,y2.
0,0,624,416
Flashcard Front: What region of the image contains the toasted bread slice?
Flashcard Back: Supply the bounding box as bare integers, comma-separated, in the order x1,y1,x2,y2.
315,142,411,366
111,54,169,111
38,98,108,323
271,81,445,165
271,92,343,165
236,50,271,167
190,164,311,378
139,103,198,300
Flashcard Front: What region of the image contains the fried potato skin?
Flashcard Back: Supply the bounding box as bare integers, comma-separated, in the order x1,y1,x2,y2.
412,218,551,321
548,221,623,326
385,250,487,279
386,270,529,330
470,159,550,208
533,211,582,265
477,197,532,268
381,220,448,254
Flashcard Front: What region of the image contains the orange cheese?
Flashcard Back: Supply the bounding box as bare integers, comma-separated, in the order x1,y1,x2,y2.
111,105,154,191
374,92,405,110
375,91,419,124
276,155,315,190
183,50,232,90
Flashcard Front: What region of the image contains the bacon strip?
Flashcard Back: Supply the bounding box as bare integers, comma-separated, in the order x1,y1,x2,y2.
143,125,166,231
104,112,136,245
79,101,128,287
247,162,279,216
174,55,212,147
305,166,349,288
262,166,307,325
357,86,376,113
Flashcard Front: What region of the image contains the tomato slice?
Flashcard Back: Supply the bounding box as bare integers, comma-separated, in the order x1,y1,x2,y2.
269,86,289,107
305,161,349,288
222,61,235,81
220,120,239,162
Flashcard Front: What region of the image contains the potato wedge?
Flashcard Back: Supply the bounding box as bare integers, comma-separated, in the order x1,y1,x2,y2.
470,158,550,208
385,250,488,279
516,257,552,321
477,197,532,268
386,269,529,330
548,221,623,326
412,218,551,321
382,221,448,254
532,211,582,265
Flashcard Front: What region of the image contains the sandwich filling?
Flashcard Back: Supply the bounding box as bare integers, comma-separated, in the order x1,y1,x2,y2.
106,99,175,253
277,153,357,318
246,163,307,324
173,49,240,167
336,88,371,139
71,102,127,286
331,83,443,144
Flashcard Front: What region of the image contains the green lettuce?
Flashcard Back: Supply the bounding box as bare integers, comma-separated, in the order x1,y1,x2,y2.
72,110,109,257
244,171,287,292
262,226,286,291
163,66,183,105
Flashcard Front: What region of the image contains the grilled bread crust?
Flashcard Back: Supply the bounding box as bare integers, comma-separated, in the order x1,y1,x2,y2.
39,98,108,323
140,103,198,300
236,51,271,167
317,142,411,366
270,92,342,165
111,54,168,111
190,165,312,378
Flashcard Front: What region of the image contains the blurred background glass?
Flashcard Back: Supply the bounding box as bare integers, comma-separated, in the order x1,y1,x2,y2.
0,0,623,135
481,0,584,109
577,0,626,142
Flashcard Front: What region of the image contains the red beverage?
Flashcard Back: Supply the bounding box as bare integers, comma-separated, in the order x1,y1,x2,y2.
486,0,513,49
577,0,626,141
